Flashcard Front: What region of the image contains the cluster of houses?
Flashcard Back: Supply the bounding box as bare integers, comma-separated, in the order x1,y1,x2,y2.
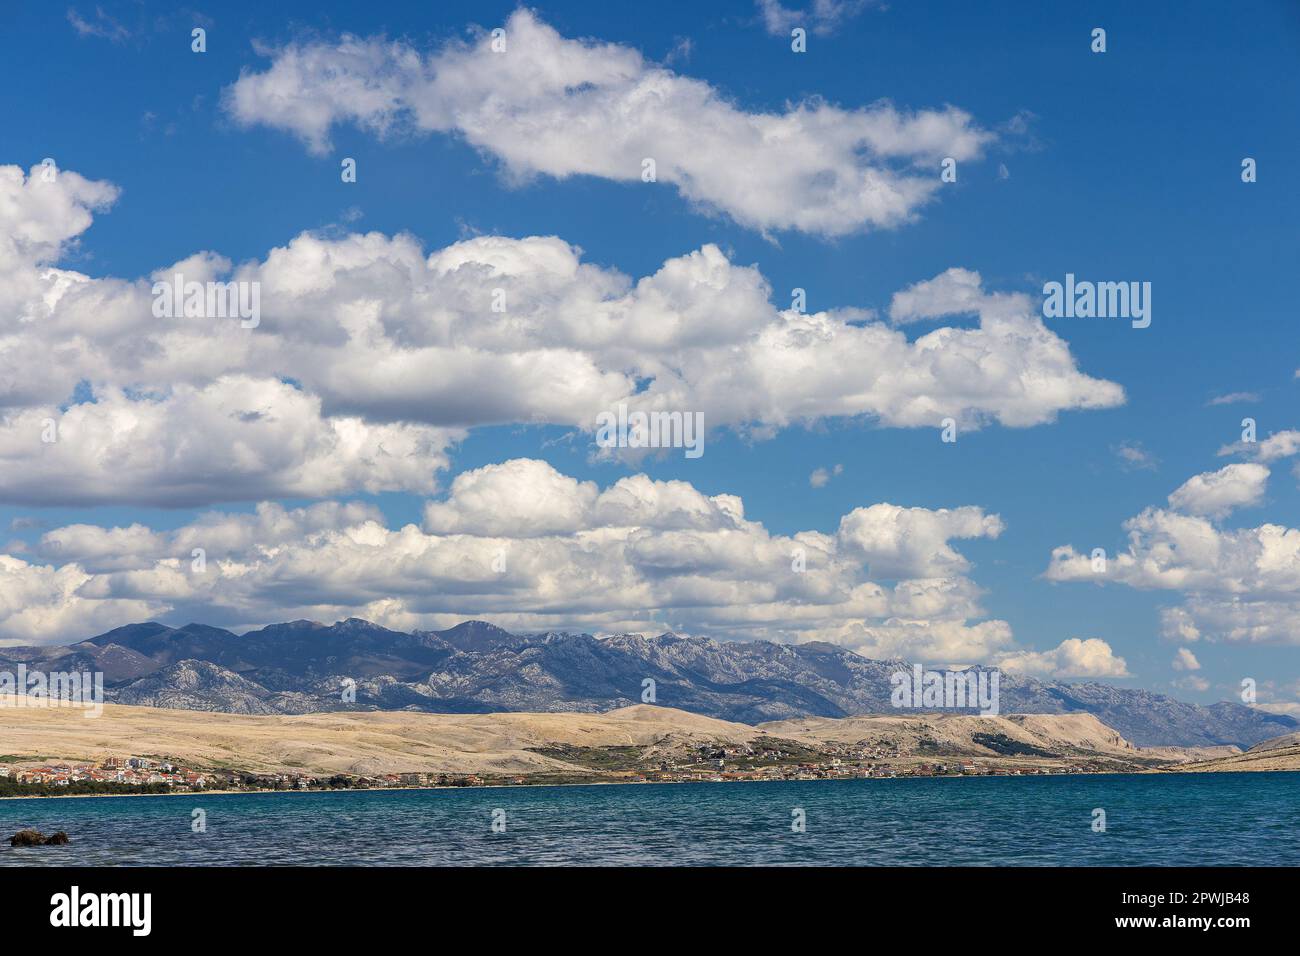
620,741,1095,784
0,757,524,793
0,756,215,789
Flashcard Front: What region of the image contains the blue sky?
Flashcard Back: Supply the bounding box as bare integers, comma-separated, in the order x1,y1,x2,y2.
1,1,1298,711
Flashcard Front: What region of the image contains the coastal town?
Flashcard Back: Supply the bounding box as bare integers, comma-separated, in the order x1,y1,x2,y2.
2,757,214,791
542,737,1111,785
0,758,468,795
0,736,1116,798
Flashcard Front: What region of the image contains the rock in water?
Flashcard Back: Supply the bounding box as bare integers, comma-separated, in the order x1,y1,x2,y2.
7,829,69,846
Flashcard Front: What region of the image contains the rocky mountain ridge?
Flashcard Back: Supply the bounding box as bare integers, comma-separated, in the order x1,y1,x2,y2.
1,618,1293,748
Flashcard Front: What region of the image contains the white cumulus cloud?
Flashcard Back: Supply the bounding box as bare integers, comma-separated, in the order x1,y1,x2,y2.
0,163,1124,506
224,9,992,237
1047,456,1300,645
0,459,1033,661
1166,463,1268,518
999,637,1130,678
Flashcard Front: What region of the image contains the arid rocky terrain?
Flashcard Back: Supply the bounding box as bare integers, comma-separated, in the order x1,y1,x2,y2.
2,699,1286,782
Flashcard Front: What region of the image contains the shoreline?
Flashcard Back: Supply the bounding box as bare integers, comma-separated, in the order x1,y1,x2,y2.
3,766,1294,802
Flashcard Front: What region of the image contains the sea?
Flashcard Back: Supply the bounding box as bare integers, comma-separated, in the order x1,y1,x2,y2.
1,771,1296,866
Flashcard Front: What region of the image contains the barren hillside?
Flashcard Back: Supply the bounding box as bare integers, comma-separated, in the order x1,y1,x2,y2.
0,698,1277,780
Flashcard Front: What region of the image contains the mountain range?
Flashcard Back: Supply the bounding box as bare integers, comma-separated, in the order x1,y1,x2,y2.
1,618,1293,748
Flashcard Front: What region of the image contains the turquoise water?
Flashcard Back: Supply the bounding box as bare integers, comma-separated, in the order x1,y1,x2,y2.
1,772,1296,866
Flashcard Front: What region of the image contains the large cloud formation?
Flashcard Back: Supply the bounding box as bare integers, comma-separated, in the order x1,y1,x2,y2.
224,9,992,237
4,457,1136,673
9,455,1140,682
2,457,1129,672
1047,450,1300,645
3,458,1023,656
0,161,1122,507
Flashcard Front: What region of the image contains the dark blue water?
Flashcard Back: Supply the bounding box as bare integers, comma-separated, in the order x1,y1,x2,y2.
1,772,1296,866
